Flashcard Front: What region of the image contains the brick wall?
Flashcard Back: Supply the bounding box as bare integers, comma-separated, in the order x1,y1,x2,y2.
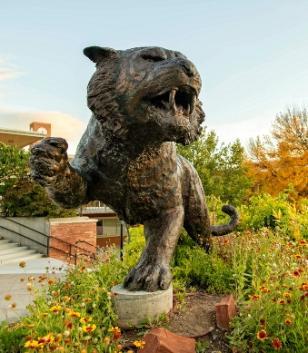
48,217,97,263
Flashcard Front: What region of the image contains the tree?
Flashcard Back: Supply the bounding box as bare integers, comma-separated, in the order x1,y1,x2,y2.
248,107,308,199
177,129,251,205
0,143,77,217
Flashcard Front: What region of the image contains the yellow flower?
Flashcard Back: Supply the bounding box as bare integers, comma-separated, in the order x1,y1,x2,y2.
68,310,81,318
82,324,97,333
104,336,111,345
24,340,40,348
4,294,12,301
80,317,92,324
38,334,54,345
133,340,146,348
50,305,62,313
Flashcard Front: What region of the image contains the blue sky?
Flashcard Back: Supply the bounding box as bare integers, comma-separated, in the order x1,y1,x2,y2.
1,0,308,152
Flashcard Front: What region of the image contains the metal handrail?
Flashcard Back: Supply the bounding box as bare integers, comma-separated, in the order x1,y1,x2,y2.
0,216,49,238
0,225,46,247
0,216,96,254
75,239,97,249
0,220,96,264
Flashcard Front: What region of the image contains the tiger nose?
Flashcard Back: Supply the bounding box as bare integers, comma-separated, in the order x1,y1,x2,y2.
177,59,198,78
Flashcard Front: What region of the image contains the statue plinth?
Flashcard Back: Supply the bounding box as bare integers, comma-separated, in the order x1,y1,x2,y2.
111,284,173,329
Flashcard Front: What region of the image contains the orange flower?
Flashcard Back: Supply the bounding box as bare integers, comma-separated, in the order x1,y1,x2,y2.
283,292,291,299
48,278,56,285
284,318,292,325
256,329,267,341
10,303,17,309
38,334,54,345
4,294,12,301
19,261,26,268
272,338,282,350
278,299,286,305
260,287,270,293
250,294,260,301
294,254,301,259
109,326,121,340
293,270,301,277
65,320,73,329
82,324,96,333
300,282,308,291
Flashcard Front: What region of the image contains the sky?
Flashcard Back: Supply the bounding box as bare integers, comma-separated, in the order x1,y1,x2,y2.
0,0,308,153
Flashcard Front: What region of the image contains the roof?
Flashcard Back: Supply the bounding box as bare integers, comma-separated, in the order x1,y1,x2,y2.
0,127,46,148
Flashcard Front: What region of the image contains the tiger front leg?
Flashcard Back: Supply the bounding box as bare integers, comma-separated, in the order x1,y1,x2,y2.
124,206,184,292
30,137,88,208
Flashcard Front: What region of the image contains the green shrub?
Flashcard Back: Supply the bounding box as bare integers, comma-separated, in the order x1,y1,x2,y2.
173,232,235,294
0,322,27,353
0,143,77,217
238,193,307,239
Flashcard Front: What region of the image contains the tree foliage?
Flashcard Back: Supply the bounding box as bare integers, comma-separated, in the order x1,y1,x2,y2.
177,129,251,205
248,107,308,199
0,143,77,217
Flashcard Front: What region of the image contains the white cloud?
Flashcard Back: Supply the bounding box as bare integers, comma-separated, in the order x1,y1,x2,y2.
210,116,273,148
0,57,22,81
0,108,86,153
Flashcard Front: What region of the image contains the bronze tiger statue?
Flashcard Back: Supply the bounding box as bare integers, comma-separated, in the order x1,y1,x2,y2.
30,46,238,291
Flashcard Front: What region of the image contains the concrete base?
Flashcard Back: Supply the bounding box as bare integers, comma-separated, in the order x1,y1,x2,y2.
111,284,173,329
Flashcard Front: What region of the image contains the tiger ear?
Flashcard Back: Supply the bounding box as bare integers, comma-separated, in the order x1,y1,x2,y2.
83,46,118,63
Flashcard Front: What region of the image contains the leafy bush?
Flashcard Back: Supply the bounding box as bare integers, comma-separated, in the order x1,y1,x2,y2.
0,143,77,217
238,193,308,239
173,232,235,294
0,322,27,353
177,129,251,206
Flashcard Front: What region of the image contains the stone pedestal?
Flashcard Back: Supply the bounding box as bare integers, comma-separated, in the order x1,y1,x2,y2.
111,284,173,329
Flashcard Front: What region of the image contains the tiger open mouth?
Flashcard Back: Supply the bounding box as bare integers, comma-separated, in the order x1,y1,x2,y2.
146,86,197,117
